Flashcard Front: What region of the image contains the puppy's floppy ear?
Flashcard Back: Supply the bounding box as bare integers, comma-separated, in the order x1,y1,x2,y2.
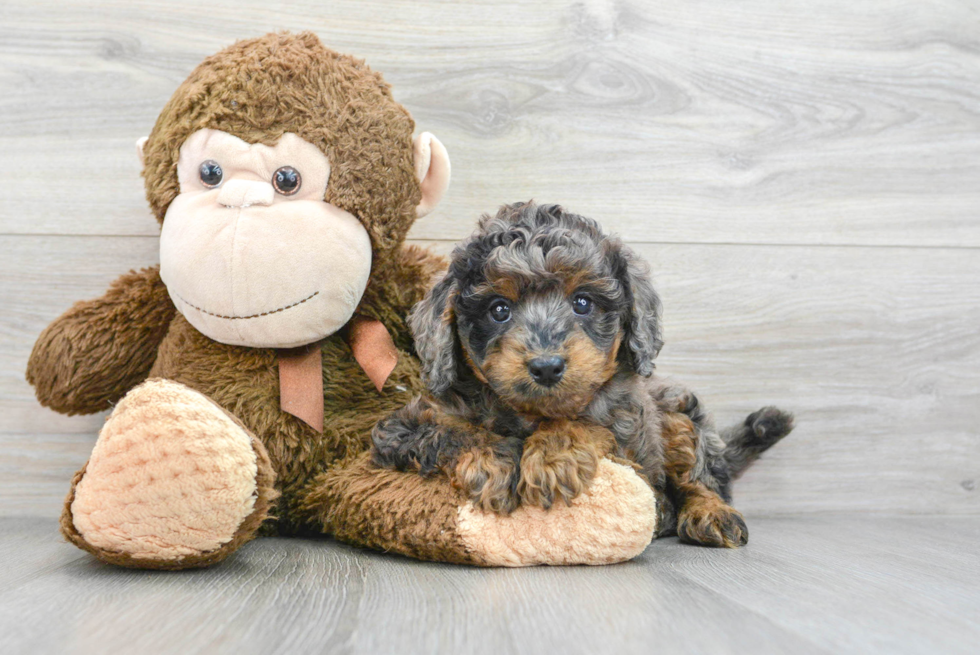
409,273,459,395
615,248,663,376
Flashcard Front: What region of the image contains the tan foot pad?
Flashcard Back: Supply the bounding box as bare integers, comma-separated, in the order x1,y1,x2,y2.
66,379,271,567
457,458,657,566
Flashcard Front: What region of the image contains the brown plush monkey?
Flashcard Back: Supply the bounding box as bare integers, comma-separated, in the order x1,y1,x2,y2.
26,32,657,569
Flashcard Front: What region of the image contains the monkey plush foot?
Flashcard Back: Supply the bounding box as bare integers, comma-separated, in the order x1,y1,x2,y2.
62,379,277,569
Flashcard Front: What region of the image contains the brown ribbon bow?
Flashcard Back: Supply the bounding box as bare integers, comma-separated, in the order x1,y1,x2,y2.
277,315,398,433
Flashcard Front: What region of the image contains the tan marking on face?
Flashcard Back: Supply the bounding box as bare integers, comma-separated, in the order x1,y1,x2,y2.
561,269,602,296
482,328,624,419
462,344,490,385
473,277,521,302
480,330,529,393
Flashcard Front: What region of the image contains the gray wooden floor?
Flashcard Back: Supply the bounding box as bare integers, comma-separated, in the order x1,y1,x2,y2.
1,515,977,655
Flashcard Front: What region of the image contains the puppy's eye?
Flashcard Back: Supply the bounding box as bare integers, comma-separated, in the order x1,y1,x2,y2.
272,166,302,195
572,294,593,316
199,160,223,188
489,300,511,323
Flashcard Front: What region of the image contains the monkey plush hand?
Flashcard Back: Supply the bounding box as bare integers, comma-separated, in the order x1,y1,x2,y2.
26,33,656,569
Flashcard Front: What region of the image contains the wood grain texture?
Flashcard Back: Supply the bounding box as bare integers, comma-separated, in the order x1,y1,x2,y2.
3,236,978,517
1,1,978,519
2,4,977,651
0,516,977,655
0,1,978,245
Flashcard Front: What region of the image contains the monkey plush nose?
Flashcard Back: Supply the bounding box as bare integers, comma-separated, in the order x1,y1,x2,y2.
528,356,566,387
217,180,275,208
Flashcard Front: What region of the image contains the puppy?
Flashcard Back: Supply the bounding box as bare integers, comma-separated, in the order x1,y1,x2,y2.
372,202,793,547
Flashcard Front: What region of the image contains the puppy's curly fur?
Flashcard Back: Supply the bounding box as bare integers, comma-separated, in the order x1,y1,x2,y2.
373,202,794,546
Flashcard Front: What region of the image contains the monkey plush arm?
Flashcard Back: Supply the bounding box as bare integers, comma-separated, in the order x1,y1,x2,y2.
26,266,176,415
302,450,659,567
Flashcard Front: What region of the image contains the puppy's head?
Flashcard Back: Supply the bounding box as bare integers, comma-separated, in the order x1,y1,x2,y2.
411,202,662,418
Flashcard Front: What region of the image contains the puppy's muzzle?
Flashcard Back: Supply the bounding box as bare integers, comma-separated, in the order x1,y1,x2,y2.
528,356,565,387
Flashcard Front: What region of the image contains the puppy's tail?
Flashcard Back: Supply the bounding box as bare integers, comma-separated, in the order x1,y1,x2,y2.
720,407,795,480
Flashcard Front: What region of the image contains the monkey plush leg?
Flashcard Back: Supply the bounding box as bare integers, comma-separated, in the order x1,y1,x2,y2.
661,411,749,548
517,420,616,509
61,379,278,569
299,451,658,567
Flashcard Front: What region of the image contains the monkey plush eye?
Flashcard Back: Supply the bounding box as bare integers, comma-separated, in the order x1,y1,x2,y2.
572,294,594,316
489,299,511,323
199,160,223,188
272,166,302,195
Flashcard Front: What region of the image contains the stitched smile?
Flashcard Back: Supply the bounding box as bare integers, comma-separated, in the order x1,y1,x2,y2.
175,291,320,320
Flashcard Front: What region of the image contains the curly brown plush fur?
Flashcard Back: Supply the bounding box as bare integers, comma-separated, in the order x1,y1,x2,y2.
26,33,465,566
141,31,420,263
26,266,175,415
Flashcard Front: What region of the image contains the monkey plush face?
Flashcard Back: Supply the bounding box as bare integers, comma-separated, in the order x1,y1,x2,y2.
138,32,451,349
159,128,372,348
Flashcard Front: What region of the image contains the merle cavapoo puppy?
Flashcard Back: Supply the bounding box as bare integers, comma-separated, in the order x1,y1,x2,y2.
372,202,793,546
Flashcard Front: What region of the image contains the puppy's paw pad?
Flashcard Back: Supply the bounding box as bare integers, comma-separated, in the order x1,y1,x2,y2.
454,448,519,514
678,505,748,548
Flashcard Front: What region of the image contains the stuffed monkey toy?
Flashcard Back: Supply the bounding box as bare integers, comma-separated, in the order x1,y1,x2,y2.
26,32,658,569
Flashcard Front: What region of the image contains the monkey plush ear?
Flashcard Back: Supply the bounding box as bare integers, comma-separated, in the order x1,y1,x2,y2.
136,136,149,167
408,273,459,395
413,132,451,218
616,249,664,377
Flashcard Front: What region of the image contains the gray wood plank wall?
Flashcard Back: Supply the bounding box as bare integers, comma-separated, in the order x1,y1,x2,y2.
1,0,978,518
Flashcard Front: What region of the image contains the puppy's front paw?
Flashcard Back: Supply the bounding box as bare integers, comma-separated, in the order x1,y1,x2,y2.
677,501,748,548
517,439,600,509
453,447,520,514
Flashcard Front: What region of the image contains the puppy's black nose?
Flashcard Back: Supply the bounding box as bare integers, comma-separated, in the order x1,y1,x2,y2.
528,356,565,387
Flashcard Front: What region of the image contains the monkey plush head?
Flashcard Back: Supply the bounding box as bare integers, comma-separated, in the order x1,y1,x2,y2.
138,32,450,348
